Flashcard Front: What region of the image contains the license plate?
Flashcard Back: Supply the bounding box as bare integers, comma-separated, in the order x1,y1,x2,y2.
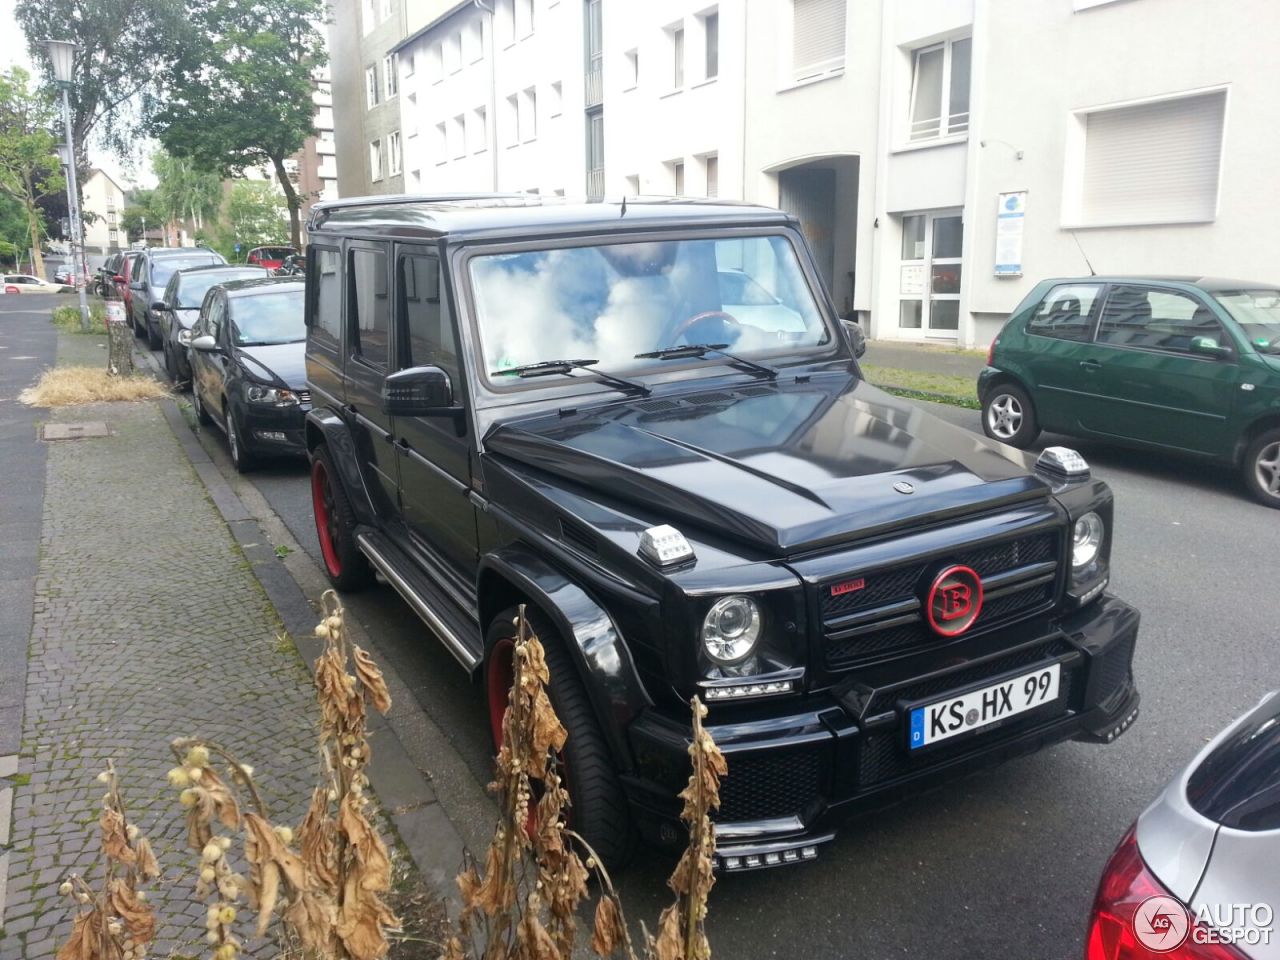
908,663,1061,750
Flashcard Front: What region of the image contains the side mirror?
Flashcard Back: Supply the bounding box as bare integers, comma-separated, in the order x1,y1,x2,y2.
382,365,458,417
150,300,167,312
1190,336,1231,359
190,334,219,352
842,318,867,359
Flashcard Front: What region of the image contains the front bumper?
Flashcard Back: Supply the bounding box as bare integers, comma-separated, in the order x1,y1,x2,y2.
625,595,1140,869
237,402,310,457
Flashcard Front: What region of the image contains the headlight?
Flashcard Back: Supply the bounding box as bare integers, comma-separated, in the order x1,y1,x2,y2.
701,596,761,665
245,385,299,405
1072,512,1105,569
177,328,192,345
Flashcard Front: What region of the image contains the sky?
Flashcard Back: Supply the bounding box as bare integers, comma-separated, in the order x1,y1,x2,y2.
0,0,154,190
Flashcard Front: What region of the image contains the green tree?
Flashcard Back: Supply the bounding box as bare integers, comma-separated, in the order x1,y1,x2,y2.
154,0,326,249
217,180,288,256
120,189,161,243
0,68,64,280
0,193,30,267
15,0,187,169
152,150,223,233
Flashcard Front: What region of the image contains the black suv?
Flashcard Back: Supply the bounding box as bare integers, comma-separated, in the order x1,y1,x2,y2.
303,196,1142,870
129,246,225,349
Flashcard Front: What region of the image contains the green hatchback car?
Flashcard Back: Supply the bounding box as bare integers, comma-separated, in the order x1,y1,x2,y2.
979,276,1280,508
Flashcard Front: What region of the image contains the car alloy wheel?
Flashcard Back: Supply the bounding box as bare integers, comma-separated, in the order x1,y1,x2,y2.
311,458,343,579
226,412,254,472
987,394,1023,441
1254,440,1280,499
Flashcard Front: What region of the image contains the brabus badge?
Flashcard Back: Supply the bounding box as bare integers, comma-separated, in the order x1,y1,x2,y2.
893,480,915,494
830,578,866,597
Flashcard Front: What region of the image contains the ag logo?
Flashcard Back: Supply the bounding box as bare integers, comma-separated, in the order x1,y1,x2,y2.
925,565,983,637
1133,896,1190,952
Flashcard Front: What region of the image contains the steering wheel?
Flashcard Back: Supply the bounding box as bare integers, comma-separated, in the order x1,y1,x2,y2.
667,310,741,345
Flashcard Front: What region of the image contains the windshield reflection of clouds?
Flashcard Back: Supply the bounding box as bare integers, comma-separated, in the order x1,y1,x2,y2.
470,235,829,378
231,291,306,345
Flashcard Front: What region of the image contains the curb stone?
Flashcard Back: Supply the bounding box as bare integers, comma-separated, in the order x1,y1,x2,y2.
154,396,469,912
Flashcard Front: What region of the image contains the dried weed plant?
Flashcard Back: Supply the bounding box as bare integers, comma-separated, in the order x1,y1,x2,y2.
441,603,727,960
19,366,168,406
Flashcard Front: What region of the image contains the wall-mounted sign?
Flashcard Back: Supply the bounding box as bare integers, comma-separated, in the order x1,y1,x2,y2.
994,191,1027,277
900,263,926,296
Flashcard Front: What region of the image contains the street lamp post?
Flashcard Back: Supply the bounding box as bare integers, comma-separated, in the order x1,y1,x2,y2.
46,39,90,333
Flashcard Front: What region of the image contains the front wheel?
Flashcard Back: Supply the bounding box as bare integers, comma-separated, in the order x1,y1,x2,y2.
1242,428,1280,508
225,406,257,474
310,445,374,590
192,376,212,424
485,606,636,869
981,382,1040,449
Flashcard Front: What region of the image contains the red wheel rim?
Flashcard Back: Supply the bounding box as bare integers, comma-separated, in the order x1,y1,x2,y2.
311,460,342,578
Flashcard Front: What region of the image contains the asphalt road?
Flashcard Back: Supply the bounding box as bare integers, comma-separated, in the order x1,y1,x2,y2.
151,340,1277,960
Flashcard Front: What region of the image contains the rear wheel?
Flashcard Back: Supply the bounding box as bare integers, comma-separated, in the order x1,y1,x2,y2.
310,445,374,590
1242,427,1280,509
981,382,1040,449
485,606,636,869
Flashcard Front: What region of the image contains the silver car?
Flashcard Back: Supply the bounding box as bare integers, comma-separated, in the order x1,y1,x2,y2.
1086,691,1280,959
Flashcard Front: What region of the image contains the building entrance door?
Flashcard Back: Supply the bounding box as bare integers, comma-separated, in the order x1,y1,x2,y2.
897,210,962,340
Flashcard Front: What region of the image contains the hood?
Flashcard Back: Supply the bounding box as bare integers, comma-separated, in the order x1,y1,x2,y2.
485,374,1048,555
234,341,307,390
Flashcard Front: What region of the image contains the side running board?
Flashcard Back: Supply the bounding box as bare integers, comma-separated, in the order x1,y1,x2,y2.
355,530,482,672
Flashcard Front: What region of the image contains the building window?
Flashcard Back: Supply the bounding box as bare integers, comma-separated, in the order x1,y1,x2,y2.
625,174,639,194
387,131,401,175
471,106,488,152
671,159,685,195
444,32,462,73
586,112,605,198
384,53,398,99
464,17,484,62
505,94,519,146
550,80,563,117
428,43,443,82
791,0,846,80
703,10,719,80
671,25,685,88
361,0,374,35
369,139,383,181
378,0,391,19
520,86,537,142
908,36,970,141
705,154,718,197
434,122,448,163
365,65,379,107
515,0,533,37
404,53,415,76
496,0,514,46
1075,90,1226,226
624,48,638,89
448,116,463,158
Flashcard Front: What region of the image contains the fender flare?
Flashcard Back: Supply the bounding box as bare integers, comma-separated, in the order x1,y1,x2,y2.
305,408,378,527
479,545,653,771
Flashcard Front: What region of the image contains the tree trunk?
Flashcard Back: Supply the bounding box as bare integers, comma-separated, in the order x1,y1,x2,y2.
106,314,134,377
271,155,303,250
27,204,45,280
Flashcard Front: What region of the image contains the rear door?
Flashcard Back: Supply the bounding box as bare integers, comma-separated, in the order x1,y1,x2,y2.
1080,283,1240,456
1017,281,1106,432
342,241,401,518
391,244,478,588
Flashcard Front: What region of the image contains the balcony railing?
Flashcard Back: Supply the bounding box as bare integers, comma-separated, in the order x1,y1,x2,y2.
585,66,602,107
586,167,605,199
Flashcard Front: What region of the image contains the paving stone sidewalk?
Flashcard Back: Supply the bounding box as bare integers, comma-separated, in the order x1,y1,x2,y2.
0,333,322,959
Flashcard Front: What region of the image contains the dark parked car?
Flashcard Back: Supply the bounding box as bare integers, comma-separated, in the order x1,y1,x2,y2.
979,276,1280,508
1085,691,1279,960
189,277,309,472
129,247,226,349
98,253,124,297
153,264,271,384
302,196,1142,870
246,245,296,270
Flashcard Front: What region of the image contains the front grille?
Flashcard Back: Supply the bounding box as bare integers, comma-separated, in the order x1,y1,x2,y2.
716,749,823,823
821,531,1059,670
296,389,311,404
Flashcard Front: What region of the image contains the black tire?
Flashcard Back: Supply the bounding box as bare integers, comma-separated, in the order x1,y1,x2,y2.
1242,427,1280,509
192,377,212,425
981,381,1040,449
310,444,374,590
163,342,176,382
131,307,144,338
485,606,637,869
225,405,257,474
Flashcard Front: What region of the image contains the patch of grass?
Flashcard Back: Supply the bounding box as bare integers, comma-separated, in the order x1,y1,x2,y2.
273,543,293,559
51,302,108,335
19,367,169,406
11,772,31,786
861,363,980,408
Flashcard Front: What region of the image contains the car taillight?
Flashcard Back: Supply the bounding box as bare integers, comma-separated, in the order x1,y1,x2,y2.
986,338,997,366
1085,827,1248,960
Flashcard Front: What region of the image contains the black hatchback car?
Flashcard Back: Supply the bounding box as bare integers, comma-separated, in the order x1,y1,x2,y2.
153,264,270,385
189,277,309,472
303,196,1142,870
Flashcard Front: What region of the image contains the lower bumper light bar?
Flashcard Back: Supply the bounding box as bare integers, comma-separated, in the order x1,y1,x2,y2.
715,833,835,872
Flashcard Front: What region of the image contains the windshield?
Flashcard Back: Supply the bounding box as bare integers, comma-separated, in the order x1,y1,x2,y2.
152,256,221,288
176,269,267,308
1214,290,1280,354
469,233,831,383
229,290,305,345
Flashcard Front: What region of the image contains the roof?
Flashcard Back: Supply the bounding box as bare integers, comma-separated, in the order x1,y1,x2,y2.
144,246,221,259
1048,275,1276,292
307,195,797,242
219,277,304,297
86,168,126,195
174,264,270,279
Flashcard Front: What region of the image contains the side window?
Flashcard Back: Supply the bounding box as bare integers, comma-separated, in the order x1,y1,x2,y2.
349,247,390,369
398,254,457,374
1097,285,1223,354
1026,283,1102,342
309,247,342,348
207,295,226,341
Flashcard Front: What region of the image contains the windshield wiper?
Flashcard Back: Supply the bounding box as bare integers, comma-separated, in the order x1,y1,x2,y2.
491,358,651,396
634,342,777,379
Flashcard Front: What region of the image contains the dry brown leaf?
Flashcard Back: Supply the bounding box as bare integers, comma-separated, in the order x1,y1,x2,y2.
523,634,551,685
98,808,136,865
285,889,339,954
315,648,355,726
338,794,392,892
472,840,515,916
441,935,468,960
244,813,307,891
353,645,392,714
336,875,398,960
516,904,558,960
298,788,338,891
255,860,281,937
457,863,482,913
133,836,160,880
201,768,243,830
185,785,216,851
109,878,157,944
55,909,102,960
653,904,684,960
591,894,625,957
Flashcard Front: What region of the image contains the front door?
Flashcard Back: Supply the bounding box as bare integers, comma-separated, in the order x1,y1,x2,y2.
1079,283,1240,457
342,241,401,518
897,210,963,340
391,245,478,591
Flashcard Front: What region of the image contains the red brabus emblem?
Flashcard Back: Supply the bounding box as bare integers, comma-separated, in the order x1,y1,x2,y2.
925,565,984,637
830,578,865,597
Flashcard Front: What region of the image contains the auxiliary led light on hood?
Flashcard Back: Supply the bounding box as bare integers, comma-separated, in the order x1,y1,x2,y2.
638,524,695,567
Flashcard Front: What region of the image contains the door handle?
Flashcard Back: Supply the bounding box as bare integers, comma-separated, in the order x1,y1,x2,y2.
1079,360,1102,372
395,437,411,451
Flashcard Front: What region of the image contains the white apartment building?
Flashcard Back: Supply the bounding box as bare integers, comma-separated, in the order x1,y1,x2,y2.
81,169,126,255
389,0,1279,347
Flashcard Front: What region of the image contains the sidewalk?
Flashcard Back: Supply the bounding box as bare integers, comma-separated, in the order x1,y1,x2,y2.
862,339,988,380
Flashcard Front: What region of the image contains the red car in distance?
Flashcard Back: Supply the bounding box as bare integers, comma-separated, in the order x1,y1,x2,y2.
245,246,296,270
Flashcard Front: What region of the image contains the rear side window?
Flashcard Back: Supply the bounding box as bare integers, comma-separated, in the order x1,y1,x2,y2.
1026,283,1102,342
309,247,342,347
349,247,390,369
1097,284,1224,354
398,254,456,374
